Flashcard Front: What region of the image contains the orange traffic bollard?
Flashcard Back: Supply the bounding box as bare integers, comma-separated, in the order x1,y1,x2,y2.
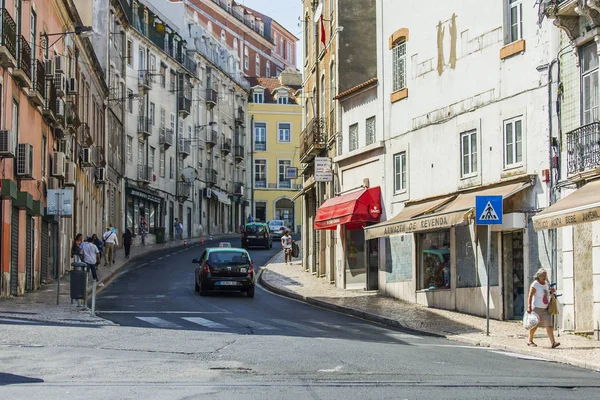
200,237,204,244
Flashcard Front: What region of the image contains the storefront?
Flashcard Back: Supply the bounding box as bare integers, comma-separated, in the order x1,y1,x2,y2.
365,177,536,319
314,186,381,290
125,187,163,241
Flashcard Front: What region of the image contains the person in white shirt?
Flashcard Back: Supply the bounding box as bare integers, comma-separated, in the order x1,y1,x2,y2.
526,268,559,348
103,227,119,266
80,237,103,287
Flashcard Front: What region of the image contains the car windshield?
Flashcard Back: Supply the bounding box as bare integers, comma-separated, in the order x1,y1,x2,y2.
208,251,250,265
245,224,266,234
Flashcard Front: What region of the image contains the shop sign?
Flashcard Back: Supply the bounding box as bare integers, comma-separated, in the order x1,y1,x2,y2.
315,157,333,182
129,189,162,204
533,206,600,232
368,204,381,219
364,210,468,240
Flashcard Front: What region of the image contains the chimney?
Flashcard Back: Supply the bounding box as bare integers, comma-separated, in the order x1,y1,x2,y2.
279,67,302,87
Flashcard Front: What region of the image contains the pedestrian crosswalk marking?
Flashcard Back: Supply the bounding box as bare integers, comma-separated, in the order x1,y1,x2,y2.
182,317,227,329
135,316,182,329
272,319,325,333
226,317,277,330
479,201,499,221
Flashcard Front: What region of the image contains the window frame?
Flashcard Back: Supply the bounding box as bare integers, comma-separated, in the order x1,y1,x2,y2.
392,40,406,92
509,0,523,43
277,159,292,189
503,116,524,169
348,123,359,152
393,151,407,194
365,116,376,146
254,159,267,188
277,122,291,143
126,136,133,163
253,90,264,104
254,122,267,151
460,130,478,178
581,42,599,125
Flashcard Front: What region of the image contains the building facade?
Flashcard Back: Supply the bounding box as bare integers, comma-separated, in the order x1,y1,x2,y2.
248,70,302,231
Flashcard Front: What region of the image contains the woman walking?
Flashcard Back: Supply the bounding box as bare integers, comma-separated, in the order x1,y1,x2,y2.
71,233,83,264
526,268,560,348
122,228,133,259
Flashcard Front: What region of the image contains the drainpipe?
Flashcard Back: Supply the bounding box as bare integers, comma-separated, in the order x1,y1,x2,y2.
547,58,558,291
250,114,255,218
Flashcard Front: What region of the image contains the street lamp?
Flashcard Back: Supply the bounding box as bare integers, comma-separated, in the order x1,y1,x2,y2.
43,26,94,48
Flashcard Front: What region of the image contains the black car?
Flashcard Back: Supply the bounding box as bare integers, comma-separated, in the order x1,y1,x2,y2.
241,222,272,249
193,248,256,297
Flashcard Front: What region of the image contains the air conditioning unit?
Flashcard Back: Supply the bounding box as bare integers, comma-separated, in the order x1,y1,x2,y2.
0,129,15,157
16,143,34,178
52,151,66,177
81,147,92,166
64,161,76,186
55,72,66,97
96,167,107,183
67,77,78,95
44,59,54,78
56,98,65,119
54,55,64,73
47,176,59,189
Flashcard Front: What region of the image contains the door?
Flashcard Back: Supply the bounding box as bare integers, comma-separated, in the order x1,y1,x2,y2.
10,208,19,296
25,216,33,291
41,220,49,284
366,236,379,291
503,231,524,320
187,207,192,239
169,202,174,239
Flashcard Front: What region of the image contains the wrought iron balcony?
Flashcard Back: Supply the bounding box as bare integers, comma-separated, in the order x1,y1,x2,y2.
278,180,292,189
220,138,232,155
234,182,244,195
255,180,267,189
137,116,152,138
0,7,17,68
255,141,266,151
28,59,45,106
78,123,93,147
206,88,218,107
235,107,245,126
178,181,192,198
159,127,173,148
234,145,244,162
138,70,152,92
13,36,32,88
178,90,191,118
42,79,57,124
206,129,218,149
299,117,327,163
95,145,106,168
178,137,191,158
137,165,152,182
205,168,218,185
566,122,600,176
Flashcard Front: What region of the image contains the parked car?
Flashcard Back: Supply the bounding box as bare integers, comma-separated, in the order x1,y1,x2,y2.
241,222,272,249
193,248,256,297
268,220,289,238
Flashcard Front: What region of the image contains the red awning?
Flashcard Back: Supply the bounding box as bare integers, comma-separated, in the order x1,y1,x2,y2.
314,187,381,230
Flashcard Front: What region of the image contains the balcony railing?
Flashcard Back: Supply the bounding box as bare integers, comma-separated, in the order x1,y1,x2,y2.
42,79,57,122
234,145,244,161
255,179,267,188
255,141,266,151
178,90,191,117
235,107,245,126
206,88,218,106
178,137,191,156
159,127,173,148
137,116,152,137
28,59,45,105
206,129,218,148
278,180,292,189
205,168,218,185
0,7,17,68
177,53,197,74
178,181,192,198
96,145,106,168
234,182,244,195
137,165,152,182
300,117,327,162
138,70,152,91
14,36,32,86
220,138,232,154
566,122,600,176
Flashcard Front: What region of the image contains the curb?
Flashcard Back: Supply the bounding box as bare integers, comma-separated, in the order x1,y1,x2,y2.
259,263,600,372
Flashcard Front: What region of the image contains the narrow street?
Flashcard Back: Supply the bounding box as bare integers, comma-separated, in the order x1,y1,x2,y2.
1,240,599,399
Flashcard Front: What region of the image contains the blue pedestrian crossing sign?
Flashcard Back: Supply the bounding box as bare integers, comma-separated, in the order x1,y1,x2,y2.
475,195,503,225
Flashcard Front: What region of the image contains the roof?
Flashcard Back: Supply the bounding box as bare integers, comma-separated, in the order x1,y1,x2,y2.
240,4,299,41
334,78,378,100
206,247,248,253
247,77,301,104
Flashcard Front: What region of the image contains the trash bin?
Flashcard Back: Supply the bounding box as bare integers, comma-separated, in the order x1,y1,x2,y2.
70,262,87,300
155,227,166,244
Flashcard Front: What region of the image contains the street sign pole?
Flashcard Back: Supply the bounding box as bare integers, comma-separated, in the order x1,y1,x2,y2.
486,225,491,336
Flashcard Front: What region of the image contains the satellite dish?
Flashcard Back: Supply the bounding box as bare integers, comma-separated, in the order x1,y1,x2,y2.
313,3,323,23
181,167,198,183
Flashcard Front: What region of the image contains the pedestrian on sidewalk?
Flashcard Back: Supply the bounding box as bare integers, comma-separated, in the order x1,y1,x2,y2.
103,227,118,266
80,237,104,287
71,233,83,264
91,234,104,262
122,228,133,259
526,268,559,348
281,230,293,265
174,218,181,240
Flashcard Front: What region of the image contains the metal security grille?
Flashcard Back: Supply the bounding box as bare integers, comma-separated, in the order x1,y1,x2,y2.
366,116,376,146
41,221,49,284
392,41,406,92
25,216,33,291
349,123,359,152
10,208,19,296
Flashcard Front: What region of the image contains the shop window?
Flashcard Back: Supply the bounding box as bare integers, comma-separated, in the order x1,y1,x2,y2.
504,116,523,168
455,225,477,288
418,230,451,290
384,235,413,282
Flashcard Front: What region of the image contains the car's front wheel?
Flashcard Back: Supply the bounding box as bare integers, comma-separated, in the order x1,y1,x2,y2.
246,286,255,298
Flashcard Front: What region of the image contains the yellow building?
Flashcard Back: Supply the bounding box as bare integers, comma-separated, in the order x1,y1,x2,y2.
248,70,303,232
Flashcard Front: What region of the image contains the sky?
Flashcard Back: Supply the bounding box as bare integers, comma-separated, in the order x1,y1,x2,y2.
238,0,304,69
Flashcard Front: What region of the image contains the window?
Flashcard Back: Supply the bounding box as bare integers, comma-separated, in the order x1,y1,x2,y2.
127,89,133,113
127,40,133,66
149,102,155,125
170,157,174,179
244,47,249,70
277,91,288,104
460,130,478,177
288,43,293,62
138,145,144,166
365,116,376,145
160,64,166,87
394,152,407,193
349,123,358,152
419,230,451,290
126,136,133,162
139,47,145,70
278,160,292,188
255,160,267,188
220,30,226,42
255,54,260,75
509,0,523,42
30,11,36,78
159,150,165,177
504,117,523,167
582,43,599,124
254,123,266,151
233,39,239,57
320,75,326,118
278,123,291,142
266,61,271,77
149,54,156,77
280,38,285,57
274,32,278,53
330,63,335,110
41,136,46,176
170,71,176,92
160,108,165,128
392,41,406,92
170,113,176,132
149,147,155,172
253,90,264,104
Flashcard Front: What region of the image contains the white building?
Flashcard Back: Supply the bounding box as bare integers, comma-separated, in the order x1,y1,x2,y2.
362,0,559,320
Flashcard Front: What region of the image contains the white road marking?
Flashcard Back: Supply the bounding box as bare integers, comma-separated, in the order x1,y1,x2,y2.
157,257,164,260
488,351,549,362
413,344,498,350
135,316,182,329
226,317,277,330
272,319,325,333
100,311,228,314
318,365,343,373
182,317,227,329
164,255,170,258
0,317,40,324
138,263,147,267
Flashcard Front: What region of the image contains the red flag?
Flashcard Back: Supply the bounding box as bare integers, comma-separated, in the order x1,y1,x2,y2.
320,15,327,52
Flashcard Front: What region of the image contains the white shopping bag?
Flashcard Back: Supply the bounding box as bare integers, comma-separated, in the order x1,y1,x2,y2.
523,312,539,330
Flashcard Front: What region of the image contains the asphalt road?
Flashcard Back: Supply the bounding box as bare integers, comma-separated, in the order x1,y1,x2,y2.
1,237,599,399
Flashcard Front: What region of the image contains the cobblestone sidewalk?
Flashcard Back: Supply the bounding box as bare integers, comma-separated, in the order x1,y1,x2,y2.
259,249,600,372
0,234,237,326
